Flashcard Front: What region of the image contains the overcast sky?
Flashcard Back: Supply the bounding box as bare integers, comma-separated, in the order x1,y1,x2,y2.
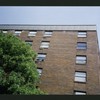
0,6,100,48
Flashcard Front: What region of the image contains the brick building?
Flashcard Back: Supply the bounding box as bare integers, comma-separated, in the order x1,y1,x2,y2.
0,24,100,95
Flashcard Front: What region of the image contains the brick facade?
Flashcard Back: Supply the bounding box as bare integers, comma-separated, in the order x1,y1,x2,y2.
0,25,100,95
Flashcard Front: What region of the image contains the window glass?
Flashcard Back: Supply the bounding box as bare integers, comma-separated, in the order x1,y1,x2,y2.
76,56,87,64
78,32,87,37
40,41,50,48
28,31,37,36
74,91,86,95
2,30,7,33
77,42,87,49
37,68,43,76
36,53,46,62
75,71,86,82
14,31,22,36
25,40,33,46
44,31,52,37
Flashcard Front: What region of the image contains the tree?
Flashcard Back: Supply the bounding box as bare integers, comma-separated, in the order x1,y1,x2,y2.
0,33,45,94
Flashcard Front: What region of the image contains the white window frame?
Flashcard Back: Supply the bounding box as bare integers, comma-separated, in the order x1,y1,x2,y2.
2,30,7,33
37,68,43,76
44,31,52,37
75,71,86,83
78,32,87,37
74,91,86,95
14,31,22,36
28,31,37,36
40,41,50,49
77,42,87,50
36,53,46,62
76,56,87,64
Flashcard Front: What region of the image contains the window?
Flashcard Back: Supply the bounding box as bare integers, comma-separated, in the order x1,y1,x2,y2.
76,55,87,64
36,53,46,62
40,41,50,49
2,30,7,33
25,40,33,46
74,91,86,95
78,32,87,37
37,68,43,76
44,31,52,37
74,71,86,83
28,31,37,36
77,42,87,49
14,31,22,36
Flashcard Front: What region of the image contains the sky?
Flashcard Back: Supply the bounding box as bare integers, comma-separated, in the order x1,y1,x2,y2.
0,6,100,48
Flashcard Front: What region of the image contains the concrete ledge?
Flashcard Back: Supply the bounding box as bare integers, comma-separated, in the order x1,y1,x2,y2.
0,24,96,30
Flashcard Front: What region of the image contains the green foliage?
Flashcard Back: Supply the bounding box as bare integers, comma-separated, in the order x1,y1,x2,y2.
0,33,45,94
